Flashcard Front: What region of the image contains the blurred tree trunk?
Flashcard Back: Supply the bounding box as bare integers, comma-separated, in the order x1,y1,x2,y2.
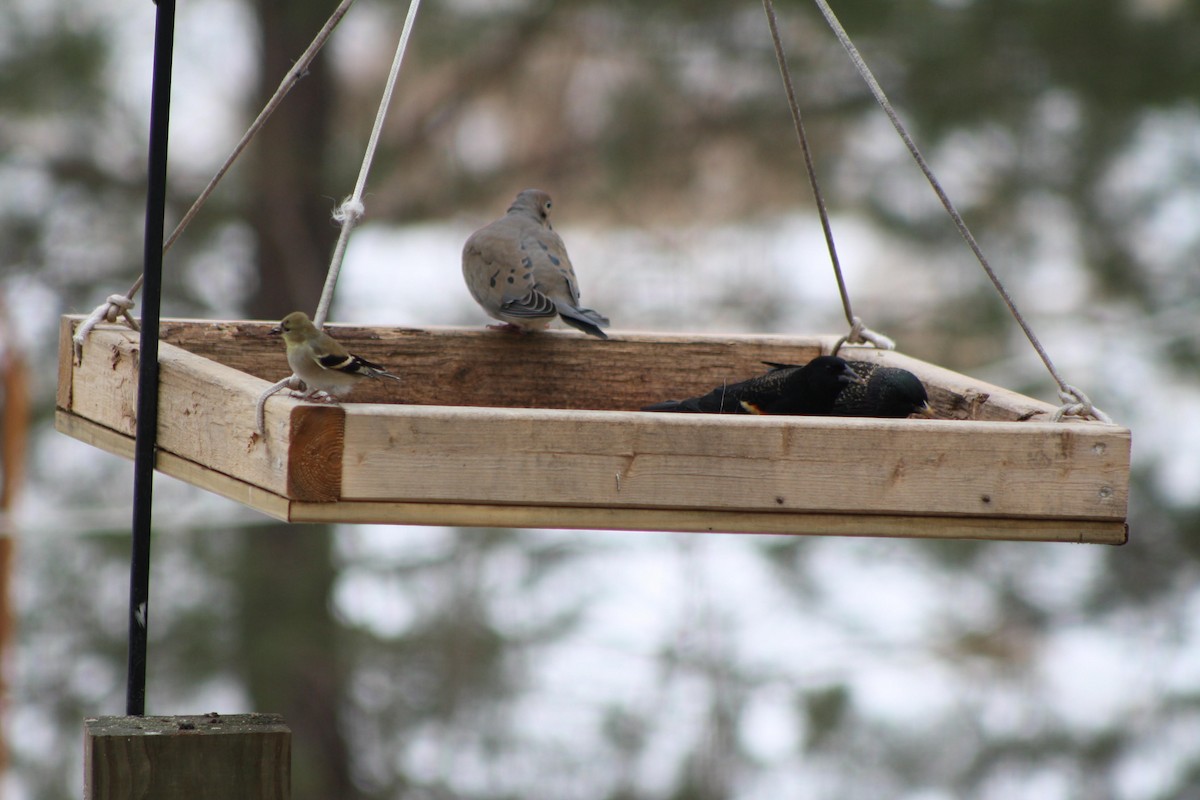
240,1,355,798
0,311,28,789
247,0,337,318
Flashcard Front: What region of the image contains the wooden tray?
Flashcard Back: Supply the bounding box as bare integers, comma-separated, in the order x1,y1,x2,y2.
56,316,1130,543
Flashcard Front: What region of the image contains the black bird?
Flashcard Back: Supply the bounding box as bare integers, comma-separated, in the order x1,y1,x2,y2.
642,355,862,416
762,360,934,418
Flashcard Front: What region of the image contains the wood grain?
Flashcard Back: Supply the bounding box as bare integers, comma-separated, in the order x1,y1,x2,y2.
59,410,1129,543
149,317,1062,419
55,411,293,520
157,318,832,412
287,405,343,502
341,404,1128,519
84,714,290,800
57,316,74,411
61,324,341,503
288,500,1128,544
56,317,1132,541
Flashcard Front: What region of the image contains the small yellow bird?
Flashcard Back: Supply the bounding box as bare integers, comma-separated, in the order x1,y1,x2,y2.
271,311,401,399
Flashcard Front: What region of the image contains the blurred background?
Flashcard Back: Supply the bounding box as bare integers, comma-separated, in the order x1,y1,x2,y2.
3,0,1200,797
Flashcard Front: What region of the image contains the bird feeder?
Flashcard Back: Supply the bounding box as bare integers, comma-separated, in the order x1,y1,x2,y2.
56,315,1130,544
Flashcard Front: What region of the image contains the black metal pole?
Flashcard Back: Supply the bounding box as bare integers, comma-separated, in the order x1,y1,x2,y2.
126,0,175,717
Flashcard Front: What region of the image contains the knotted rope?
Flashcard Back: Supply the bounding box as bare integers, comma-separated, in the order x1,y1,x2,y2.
809,0,1110,422
73,0,359,364
762,0,894,356
764,0,1111,422
257,0,424,433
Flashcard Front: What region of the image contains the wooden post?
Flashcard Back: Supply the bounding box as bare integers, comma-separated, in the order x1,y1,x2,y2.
83,714,290,800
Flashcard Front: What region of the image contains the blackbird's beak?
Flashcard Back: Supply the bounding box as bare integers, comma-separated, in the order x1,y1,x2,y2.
913,402,937,418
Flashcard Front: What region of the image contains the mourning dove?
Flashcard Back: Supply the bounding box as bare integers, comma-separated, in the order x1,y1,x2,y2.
462,188,610,339
271,311,402,399
642,356,862,415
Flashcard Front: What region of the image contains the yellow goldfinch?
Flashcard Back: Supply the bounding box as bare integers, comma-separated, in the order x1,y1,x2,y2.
271,311,401,399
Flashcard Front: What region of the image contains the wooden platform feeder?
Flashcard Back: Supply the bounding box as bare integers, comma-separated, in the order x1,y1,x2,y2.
56,315,1130,544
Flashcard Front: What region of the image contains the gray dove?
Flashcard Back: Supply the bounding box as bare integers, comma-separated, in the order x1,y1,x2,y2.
462,188,610,339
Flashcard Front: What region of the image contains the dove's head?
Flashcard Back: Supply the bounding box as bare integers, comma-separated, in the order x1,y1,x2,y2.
509,189,554,224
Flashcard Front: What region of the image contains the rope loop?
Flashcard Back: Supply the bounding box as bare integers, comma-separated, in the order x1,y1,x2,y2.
848,316,896,350
332,197,366,227
103,293,138,322
73,0,358,362
1050,384,1112,424
313,0,422,329
256,375,303,435
73,293,142,363
801,0,1114,424
833,316,896,356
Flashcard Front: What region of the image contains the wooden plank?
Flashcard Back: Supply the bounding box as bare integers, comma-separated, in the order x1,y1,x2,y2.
57,404,1125,543
284,405,343,502
152,318,1063,419
341,404,1128,520
56,317,1130,540
84,714,289,800
289,500,1128,544
57,406,1124,542
57,315,75,411
57,409,1126,543
62,324,342,503
67,316,1073,420
55,411,293,521
155,318,832,412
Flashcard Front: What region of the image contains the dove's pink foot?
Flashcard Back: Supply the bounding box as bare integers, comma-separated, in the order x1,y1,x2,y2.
487,323,530,334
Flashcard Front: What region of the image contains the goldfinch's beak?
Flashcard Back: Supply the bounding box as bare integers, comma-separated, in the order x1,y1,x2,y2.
269,325,282,335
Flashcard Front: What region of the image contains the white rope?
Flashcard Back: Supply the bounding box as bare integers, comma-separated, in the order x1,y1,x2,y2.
832,315,895,356
761,0,895,356
166,0,359,259
72,0,359,362
72,293,140,363
1051,384,1113,424
259,0,424,432
313,0,423,329
256,376,299,435
808,0,1111,423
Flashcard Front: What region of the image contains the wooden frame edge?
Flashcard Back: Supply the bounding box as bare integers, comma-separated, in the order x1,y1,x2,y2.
55,411,292,522
287,498,1127,544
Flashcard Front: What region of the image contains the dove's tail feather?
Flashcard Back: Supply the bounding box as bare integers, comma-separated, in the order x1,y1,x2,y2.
556,303,610,339
575,306,610,326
